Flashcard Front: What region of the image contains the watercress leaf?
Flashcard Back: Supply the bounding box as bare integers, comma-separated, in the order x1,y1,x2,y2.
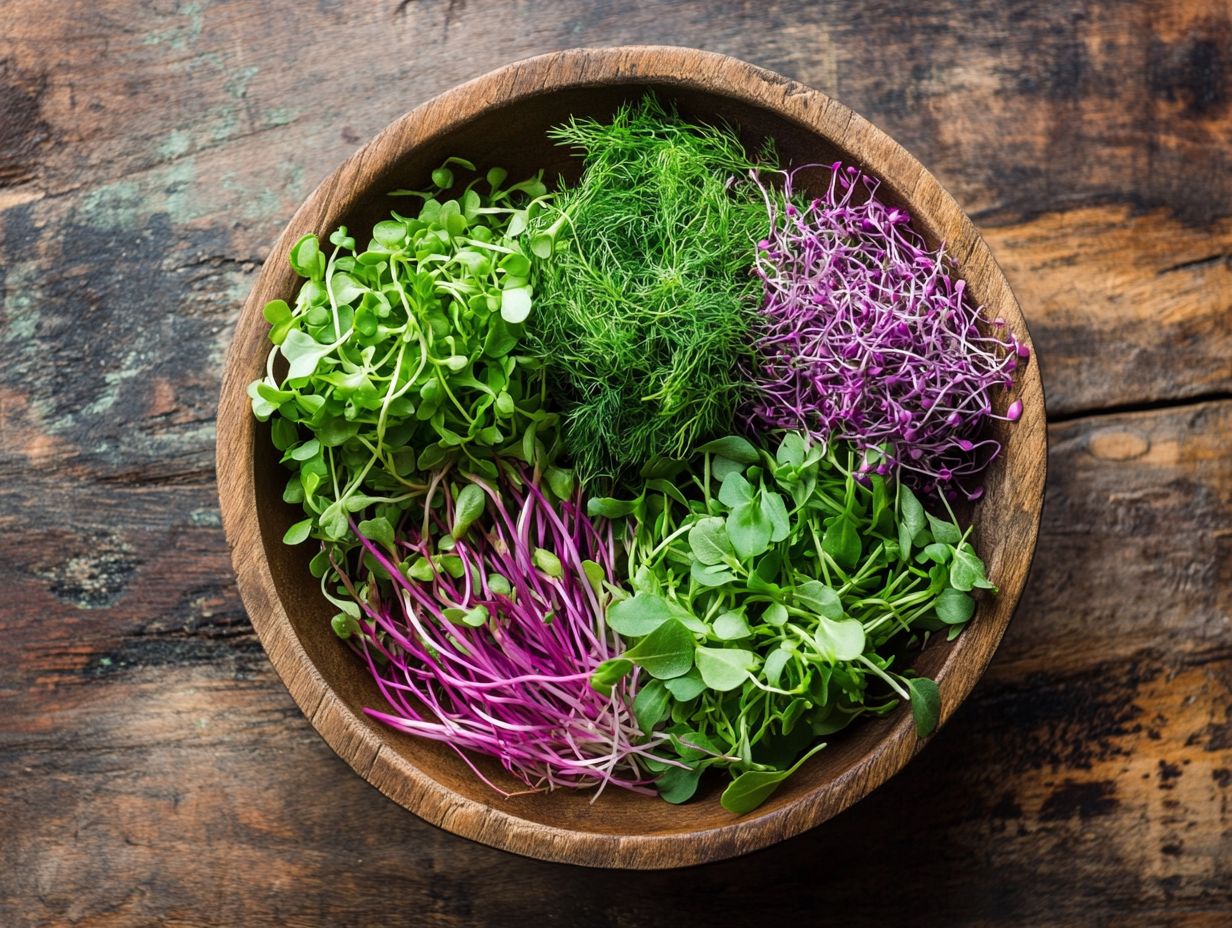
690,561,735,588
696,647,757,692
664,669,706,700
688,516,733,566
622,618,695,679
950,542,995,591
763,648,792,687
760,489,791,542
695,435,758,464
712,609,751,641
797,580,844,620
656,764,704,804
813,617,866,662
718,471,754,508
357,516,395,552
587,496,636,519
282,518,313,545
500,286,532,324
632,679,671,734
606,592,674,637
907,677,941,737
935,587,976,624
451,483,487,538
822,515,861,571
926,511,962,545
589,658,633,697
726,502,772,561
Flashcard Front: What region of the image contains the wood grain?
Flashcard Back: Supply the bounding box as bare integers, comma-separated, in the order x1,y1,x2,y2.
1,0,1229,920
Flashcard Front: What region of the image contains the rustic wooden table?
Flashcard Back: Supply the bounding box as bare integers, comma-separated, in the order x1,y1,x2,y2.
2,2,1229,925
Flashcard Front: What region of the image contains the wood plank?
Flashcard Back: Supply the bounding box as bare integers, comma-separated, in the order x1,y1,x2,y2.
2,402,1228,922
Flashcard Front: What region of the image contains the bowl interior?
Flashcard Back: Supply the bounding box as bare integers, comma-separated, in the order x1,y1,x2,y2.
233,59,1042,862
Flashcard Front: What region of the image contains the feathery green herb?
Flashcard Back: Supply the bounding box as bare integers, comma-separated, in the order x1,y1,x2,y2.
527,96,770,483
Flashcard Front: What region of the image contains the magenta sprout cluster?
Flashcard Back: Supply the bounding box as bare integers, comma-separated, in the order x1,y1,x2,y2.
743,164,1028,499
344,468,663,796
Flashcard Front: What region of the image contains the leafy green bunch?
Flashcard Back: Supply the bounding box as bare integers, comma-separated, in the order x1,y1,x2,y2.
588,433,995,811
525,95,771,483
247,160,563,616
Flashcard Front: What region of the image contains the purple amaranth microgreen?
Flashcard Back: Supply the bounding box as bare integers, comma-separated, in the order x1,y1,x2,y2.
743,164,1028,500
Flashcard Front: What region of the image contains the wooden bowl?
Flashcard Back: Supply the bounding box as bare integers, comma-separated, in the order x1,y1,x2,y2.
216,46,1046,868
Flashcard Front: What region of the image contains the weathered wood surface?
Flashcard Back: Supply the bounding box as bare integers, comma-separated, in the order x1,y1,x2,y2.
0,0,1228,923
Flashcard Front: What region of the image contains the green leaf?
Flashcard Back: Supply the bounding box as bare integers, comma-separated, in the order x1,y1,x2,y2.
656,764,704,804
451,483,487,538
532,547,563,578
690,561,735,588
822,515,861,571
760,489,791,542
262,299,292,324
907,677,941,737
776,432,806,468
544,466,575,501
712,609,751,641
695,435,759,464
622,618,695,679
282,518,313,545
357,516,395,552
899,485,926,542
726,502,772,561
664,669,706,700
718,471,754,508
927,511,962,545
280,329,334,381
688,517,734,566
289,233,321,278
486,572,512,596
950,542,994,591
762,602,789,627
581,560,605,595
588,658,633,697
330,271,366,305
500,286,532,324
607,592,674,637
633,679,671,734
796,580,843,620
936,588,976,624
461,604,489,628
763,648,792,687
696,647,757,692
720,744,826,814
813,617,866,662
587,497,636,519
405,557,435,582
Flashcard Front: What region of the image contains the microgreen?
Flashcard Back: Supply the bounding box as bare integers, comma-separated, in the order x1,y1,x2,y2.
590,432,994,810
526,95,772,481
744,164,1028,500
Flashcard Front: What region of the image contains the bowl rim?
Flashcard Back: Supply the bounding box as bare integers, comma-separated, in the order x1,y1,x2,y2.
216,45,1047,869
